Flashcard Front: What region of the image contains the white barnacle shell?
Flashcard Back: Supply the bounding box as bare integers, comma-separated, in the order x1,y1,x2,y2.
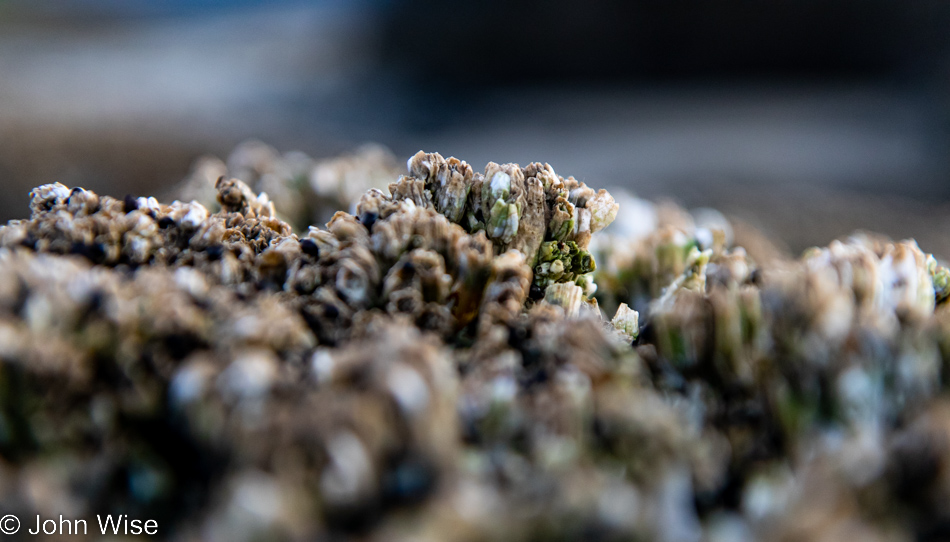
217,350,278,401
173,267,210,298
167,200,210,229
320,431,376,505
386,363,430,416
587,189,619,234
310,348,336,384
611,303,640,340
543,282,584,317
136,196,162,213
489,170,511,198
170,357,216,407
254,191,276,218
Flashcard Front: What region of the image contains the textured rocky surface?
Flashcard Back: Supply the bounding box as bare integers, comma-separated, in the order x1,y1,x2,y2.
0,147,949,541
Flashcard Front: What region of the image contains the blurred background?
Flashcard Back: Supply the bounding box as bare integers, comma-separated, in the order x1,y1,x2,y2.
2,0,950,255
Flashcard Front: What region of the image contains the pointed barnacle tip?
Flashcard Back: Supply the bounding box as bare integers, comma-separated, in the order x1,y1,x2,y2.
611,303,640,340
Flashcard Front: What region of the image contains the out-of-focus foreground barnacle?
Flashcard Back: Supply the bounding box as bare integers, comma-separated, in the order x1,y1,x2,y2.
5,143,950,541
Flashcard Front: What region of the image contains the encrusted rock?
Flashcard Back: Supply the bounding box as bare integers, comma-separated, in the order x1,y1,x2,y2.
2,144,950,541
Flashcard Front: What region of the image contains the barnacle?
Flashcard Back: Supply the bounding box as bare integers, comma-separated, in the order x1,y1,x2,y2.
4,143,950,541
389,151,617,295
611,303,640,340
176,140,401,230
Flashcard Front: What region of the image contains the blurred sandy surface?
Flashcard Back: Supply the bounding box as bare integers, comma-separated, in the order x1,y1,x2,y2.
2,4,950,257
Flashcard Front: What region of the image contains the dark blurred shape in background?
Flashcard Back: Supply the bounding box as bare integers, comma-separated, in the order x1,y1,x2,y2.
2,0,950,254
383,0,950,81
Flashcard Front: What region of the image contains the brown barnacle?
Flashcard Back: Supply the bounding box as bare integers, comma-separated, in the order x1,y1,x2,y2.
287,257,322,294
446,231,495,327
593,383,695,485
481,163,526,246
298,286,355,344
215,176,257,213
327,211,370,245
678,247,712,292
415,302,454,334
256,246,292,287
507,174,546,267
369,204,495,328
305,225,340,254
479,250,532,329
235,215,292,254
409,206,483,269
524,161,561,194
29,182,71,214
462,171,486,233
330,245,380,309
65,187,100,217
436,157,475,224
803,238,879,309
319,321,457,497
389,175,434,210
214,176,276,219
368,208,413,263
370,205,475,270
407,149,443,181
256,195,279,220
354,188,395,227
385,287,425,317
367,204,420,261
121,211,161,263
382,249,453,306
408,151,476,225
187,216,227,253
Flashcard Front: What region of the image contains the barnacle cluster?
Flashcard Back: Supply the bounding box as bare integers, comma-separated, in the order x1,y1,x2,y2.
1,144,950,541
362,151,618,297
175,140,401,231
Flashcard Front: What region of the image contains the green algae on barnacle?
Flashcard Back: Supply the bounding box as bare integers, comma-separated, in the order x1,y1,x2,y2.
394,151,618,297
